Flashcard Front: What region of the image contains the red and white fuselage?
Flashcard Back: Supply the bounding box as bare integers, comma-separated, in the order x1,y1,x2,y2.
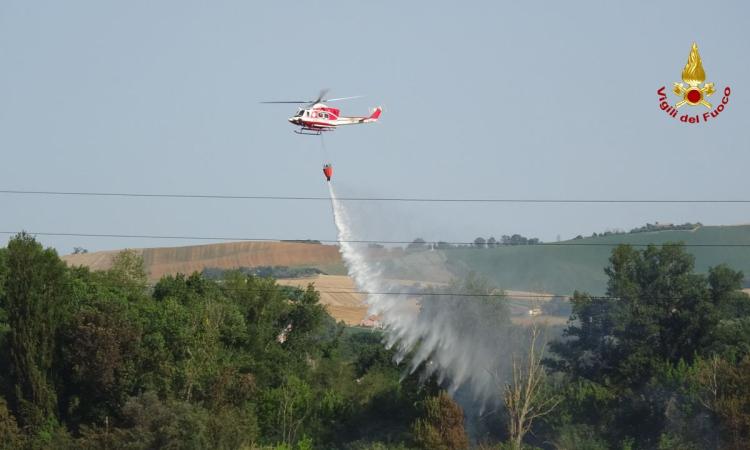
288,103,381,134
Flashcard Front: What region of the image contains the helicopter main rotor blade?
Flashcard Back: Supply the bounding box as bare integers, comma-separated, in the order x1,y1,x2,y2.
323,95,365,102
312,88,330,104
260,101,311,104
260,91,363,105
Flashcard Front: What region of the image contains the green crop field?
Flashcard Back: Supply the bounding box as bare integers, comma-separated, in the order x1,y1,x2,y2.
440,225,750,295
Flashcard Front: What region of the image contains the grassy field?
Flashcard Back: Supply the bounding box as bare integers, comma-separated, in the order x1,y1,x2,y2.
441,225,750,295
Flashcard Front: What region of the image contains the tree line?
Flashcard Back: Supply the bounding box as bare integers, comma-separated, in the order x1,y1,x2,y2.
541,243,750,449
573,222,703,240
0,233,457,449
407,234,542,250
1,233,749,449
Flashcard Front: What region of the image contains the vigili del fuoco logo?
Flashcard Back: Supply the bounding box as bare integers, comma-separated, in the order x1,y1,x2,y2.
657,42,731,124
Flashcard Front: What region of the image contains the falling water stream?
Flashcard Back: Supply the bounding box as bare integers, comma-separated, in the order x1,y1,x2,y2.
328,183,509,410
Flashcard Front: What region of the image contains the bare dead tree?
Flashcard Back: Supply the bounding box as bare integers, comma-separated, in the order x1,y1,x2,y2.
696,354,721,412
279,379,311,446
502,321,561,450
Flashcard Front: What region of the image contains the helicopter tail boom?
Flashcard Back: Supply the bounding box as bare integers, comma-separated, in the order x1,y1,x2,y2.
367,107,382,121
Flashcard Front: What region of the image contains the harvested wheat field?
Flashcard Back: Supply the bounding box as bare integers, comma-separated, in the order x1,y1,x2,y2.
63,241,344,281
277,275,368,325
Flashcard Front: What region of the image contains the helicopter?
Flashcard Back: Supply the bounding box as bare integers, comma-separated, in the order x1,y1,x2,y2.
262,90,382,135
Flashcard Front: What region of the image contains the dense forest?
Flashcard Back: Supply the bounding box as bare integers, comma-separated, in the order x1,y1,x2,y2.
1,233,749,449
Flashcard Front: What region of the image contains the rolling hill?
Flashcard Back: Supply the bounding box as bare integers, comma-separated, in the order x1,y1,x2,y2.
62,225,750,298
62,241,346,281
440,225,750,295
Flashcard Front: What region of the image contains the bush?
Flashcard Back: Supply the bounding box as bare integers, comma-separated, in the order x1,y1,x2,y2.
0,397,23,450
412,392,468,450
550,424,608,450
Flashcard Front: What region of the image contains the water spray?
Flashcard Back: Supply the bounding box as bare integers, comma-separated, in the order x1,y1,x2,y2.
328,184,511,411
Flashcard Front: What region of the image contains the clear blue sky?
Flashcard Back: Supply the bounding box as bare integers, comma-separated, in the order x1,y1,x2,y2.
1,0,748,253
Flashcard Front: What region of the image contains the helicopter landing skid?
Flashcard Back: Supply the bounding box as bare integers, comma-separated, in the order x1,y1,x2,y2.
294,127,333,136
294,129,321,136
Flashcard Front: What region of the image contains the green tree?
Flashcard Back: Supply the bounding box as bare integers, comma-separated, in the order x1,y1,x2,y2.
259,375,313,446
692,355,750,449
547,243,748,447
0,247,7,301
3,233,68,429
604,244,718,380
550,424,608,450
60,297,141,427
0,235,443,448
76,391,211,450
107,249,148,291
412,391,468,450
0,396,23,450
407,238,428,251
0,248,8,393
550,244,726,387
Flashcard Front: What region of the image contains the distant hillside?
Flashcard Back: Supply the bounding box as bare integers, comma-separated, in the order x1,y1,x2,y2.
441,225,750,295
63,241,346,281
62,225,750,296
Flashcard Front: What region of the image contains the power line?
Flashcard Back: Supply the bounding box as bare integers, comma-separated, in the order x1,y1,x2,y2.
53,280,734,303
51,279,562,299
200,288,638,301
206,287,740,302
224,288,561,298
2,230,749,247
1,189,749,204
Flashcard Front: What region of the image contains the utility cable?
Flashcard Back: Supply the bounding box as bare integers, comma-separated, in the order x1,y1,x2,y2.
1,189,749,203
1,230,749,247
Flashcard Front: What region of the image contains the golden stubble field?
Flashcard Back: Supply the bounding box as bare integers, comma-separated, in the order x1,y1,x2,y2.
276,275,426,325
277,275,567,326
277,275,368,325
63,241,343,281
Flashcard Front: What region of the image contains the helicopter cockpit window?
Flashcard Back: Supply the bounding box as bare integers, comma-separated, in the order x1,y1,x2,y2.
295,110,304,117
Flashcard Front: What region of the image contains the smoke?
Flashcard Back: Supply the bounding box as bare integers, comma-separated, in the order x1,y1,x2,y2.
328,184,517,413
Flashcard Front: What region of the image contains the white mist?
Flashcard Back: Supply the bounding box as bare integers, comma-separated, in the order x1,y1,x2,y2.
328,184,509,409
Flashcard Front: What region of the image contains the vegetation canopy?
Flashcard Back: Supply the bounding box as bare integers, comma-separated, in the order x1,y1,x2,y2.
0,234,749,449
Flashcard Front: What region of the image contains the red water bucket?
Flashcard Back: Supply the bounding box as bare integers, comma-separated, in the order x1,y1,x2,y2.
323,164,333,181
